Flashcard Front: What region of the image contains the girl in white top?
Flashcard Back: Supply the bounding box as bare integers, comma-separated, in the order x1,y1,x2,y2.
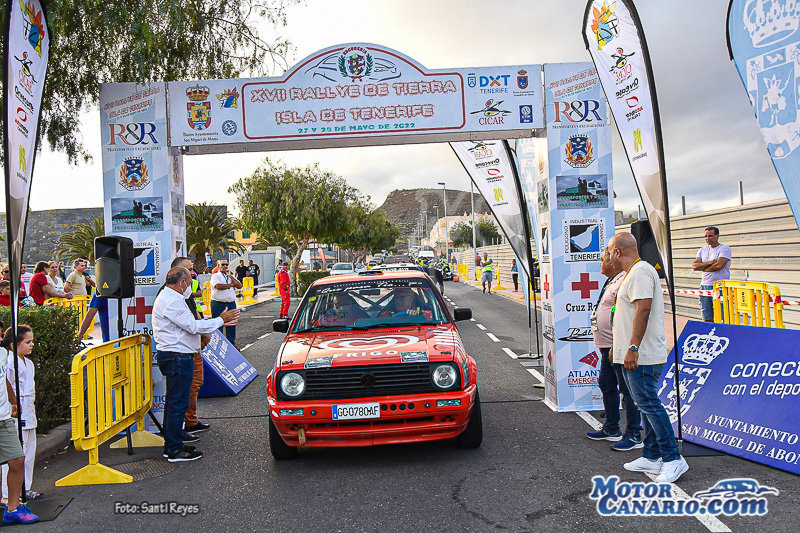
1,325,42,503
47,261,64,292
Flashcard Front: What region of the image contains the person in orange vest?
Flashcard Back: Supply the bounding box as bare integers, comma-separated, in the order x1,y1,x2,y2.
277,263,291,319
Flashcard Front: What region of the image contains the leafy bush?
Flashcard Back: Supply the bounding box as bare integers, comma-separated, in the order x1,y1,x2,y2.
297,271,330,296
0,306,81,433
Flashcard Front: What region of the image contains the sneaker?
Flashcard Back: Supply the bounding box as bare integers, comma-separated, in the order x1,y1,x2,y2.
624,456,663,474
611,435,644,451
185,421,211,433
181,431,200,442
4,504,38,524
482,286,486,293
586,429,622,442
163,445,196,458
167,448,203,462
656,457,689,483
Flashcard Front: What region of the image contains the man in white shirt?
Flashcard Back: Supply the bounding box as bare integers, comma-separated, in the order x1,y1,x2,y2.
692,226,732,322
210,260,242,344
153,267,239,462
609,232,688,484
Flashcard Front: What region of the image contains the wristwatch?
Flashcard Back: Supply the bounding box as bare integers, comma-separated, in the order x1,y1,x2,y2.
629,344,639,352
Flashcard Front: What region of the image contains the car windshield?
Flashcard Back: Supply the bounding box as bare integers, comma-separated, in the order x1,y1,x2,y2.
331,263,352,270
291,277,448,333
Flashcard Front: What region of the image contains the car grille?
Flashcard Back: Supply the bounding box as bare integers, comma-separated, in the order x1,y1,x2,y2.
303,363,438,400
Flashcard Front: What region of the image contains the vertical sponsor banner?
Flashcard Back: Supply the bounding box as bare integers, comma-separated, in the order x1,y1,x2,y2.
450,140,534,280
727,1,800,234
3,0,51,311
101,82,178,430
543,63,615,412
582,0,671,281
516,135,548,261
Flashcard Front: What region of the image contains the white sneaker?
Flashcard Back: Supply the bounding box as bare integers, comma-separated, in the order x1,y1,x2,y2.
656,457,689,483
624,457,663,474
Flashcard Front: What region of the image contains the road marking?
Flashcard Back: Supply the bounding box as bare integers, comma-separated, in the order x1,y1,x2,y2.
476,324,487,330
469,318,476,322
258,332,271,339
502,347,518,359
242,343,253,351
575,410,730,533
526,368,545,383
486,332,500,342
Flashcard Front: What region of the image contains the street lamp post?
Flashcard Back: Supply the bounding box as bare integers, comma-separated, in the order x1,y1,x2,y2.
434,205,440,257
438,182,448,264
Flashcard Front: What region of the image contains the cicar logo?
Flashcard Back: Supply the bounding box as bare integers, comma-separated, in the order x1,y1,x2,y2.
108,123,158,146
552,100,603,123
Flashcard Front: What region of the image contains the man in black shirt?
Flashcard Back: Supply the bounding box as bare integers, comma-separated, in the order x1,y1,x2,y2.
234,260,249,299
248,260,260,296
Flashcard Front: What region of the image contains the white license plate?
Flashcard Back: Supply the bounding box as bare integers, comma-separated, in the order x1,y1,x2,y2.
332,402,381,420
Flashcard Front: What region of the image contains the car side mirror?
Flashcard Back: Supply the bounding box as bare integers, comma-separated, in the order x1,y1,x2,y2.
453,307,472,321
272,319,289,333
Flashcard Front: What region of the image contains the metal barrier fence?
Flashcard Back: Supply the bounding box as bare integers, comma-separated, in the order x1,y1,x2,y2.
45,295,92,339
713,280,785,329
56,335,162,486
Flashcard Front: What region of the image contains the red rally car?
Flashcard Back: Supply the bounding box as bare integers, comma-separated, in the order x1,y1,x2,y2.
267,270,481,459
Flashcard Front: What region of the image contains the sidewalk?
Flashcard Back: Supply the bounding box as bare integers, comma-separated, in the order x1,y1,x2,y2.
456,276,690,350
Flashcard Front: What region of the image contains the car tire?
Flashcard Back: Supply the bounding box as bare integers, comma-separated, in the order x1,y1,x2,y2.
269,416,298,460
457,390,483,449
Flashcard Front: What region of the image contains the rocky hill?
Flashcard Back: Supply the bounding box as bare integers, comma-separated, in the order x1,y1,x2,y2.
378,188,491,252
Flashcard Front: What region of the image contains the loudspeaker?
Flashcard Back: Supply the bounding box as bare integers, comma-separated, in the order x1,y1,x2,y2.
94,236,135,298
630,220,666,279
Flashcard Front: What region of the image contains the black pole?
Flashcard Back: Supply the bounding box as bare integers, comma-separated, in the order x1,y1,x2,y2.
116,298,133,454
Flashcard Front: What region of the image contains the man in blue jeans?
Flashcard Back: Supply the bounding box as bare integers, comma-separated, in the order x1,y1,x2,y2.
692,226,731,322
153,267,239,462
210,260,242,344
609,233,688,483
586,248,642,450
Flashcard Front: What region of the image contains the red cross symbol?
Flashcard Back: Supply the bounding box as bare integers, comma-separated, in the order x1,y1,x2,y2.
542,274,551,299
571,273,598,299
127,297,153,324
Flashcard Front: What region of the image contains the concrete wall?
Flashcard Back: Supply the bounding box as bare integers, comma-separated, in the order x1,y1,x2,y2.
454,199,800,329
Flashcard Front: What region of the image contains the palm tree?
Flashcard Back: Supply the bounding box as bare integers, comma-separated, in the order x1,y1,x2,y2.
55,216,105,263
186,203,244,272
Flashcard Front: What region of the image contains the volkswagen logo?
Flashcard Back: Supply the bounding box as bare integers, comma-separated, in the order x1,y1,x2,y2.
360,373,376,388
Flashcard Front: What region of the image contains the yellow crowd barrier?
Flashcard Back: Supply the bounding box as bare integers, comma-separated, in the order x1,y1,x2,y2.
713,280,784,329
56,335,162,487
493,267,507,291
271,274,281,296
241,276,257,304
46,294,93,339
202,281,211,315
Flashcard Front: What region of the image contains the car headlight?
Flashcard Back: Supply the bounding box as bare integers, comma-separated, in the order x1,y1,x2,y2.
280,372,306,398
432,364,458,390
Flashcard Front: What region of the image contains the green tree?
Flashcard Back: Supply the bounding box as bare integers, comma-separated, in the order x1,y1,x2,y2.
55,216,104,262
336,202,401,263
185,203,244,273
0,0,297,164
476,217,501,245
449,221,472,249
230,158,360,294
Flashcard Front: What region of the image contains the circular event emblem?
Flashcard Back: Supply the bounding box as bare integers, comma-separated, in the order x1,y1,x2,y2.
318,335,420,350
222,120,237,136
338,46,373,82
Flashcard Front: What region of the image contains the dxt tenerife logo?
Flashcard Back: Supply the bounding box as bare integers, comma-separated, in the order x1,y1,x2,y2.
19,0,45,57
186,84,212,130
565,134,595,168
590,1,619,50
471,99,511,126
475,74,511,95
590,476,777,517
108,123,158,147
119,157,148,191
657,327,729,423
552,100,602,124
216,87,239,109
338,46,373,82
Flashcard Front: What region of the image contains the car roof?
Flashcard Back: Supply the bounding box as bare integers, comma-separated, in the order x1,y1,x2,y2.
313,269,428,285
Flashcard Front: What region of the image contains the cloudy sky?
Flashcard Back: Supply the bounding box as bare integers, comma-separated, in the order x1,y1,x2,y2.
15,0,783,217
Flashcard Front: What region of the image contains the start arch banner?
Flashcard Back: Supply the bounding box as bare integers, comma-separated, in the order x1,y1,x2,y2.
166,43,544,153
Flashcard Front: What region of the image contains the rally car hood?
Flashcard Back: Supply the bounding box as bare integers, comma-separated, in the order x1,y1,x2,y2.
278,326,460,370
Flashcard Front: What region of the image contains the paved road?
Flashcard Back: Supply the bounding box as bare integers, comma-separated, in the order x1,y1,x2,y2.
32,282,798,532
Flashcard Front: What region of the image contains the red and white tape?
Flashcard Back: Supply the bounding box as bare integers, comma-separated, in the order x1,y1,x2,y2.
663,288,800,307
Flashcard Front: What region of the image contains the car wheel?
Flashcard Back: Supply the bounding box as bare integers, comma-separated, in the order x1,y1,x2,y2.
269,416,298,460
457,390,483,449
